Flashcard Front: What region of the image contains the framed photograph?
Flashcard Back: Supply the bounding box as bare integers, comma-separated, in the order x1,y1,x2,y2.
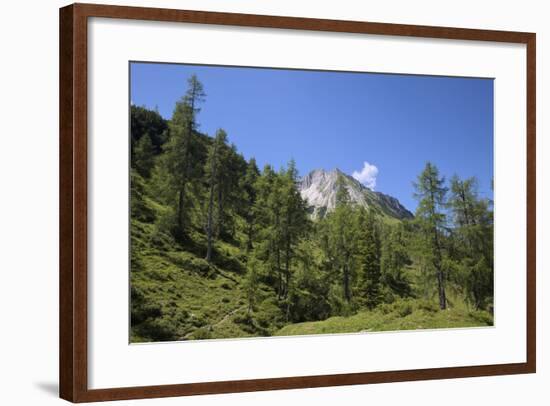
59,3,536,402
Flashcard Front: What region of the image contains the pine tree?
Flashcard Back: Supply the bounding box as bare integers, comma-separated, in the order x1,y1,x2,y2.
414,162,448,310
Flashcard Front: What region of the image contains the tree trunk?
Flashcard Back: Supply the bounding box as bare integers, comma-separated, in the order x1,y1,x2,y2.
216,187,223,238
433,229,446,310
274,209,282,300
205,138,220,262
276,247,282,300
427,176,446,310
436,265,446,310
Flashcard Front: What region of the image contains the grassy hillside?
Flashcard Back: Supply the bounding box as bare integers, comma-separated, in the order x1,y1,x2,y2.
130,186,288,342
275,298,492,337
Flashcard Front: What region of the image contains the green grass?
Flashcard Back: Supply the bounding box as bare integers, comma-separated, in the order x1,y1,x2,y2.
130,213,288,342
275,298,493,337
131,240,251,341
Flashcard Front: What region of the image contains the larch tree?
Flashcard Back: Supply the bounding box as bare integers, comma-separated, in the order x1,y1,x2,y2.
414,162,448,310
253,165,285,298
449,175,493,309
162,75,205,242
214,143,242,239
241,157,260,251
204,129,228,263
327,176,358,304
357,209,382,309
279,159,310,299
380,223,412,298
244,256,261,315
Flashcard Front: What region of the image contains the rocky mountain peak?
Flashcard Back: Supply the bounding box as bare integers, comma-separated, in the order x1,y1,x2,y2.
298,168,413,220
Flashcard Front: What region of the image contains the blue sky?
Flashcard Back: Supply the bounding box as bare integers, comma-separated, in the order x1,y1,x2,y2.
130,62,493,212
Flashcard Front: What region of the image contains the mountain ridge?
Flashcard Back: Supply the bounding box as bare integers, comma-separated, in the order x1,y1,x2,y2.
299,168,413,220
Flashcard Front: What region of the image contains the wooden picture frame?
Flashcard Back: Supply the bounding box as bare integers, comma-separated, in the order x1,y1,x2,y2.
59,3,536,402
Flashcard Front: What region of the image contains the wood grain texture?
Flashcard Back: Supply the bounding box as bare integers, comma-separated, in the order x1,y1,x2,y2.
525,34,536,372
59,3,536,402
59,4,74,402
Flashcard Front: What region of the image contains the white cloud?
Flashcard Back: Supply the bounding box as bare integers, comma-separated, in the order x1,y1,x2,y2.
352,161,379,190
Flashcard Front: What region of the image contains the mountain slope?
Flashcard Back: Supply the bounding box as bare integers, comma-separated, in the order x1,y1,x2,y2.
299,168,413,220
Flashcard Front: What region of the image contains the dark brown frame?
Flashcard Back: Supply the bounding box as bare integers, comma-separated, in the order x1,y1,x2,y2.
60,3,536,402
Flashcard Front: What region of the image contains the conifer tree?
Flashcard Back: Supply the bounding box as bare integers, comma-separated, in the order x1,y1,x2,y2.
253,165,285,297
245,256,261,315
133,133,156,178
325,176,358,304
380,223,412,297
241,158,260,251
214,143,242,239
414,162,448,310
130,105,168,158
357,209,382,309
449,175,493,309
204,129,227,262
279,159,310,298
161,75,205,241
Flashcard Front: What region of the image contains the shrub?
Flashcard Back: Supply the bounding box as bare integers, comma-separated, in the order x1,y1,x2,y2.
401,304,413,317
131,302,162,325
191,257,210,274
165,252,194,269
255,297,286,330
377,303,394,315
387,300,413,317
138,317,178,341
468,310,494,326
176,309,189,323
190,314,207,327
234,313,253,326
144,268,171,282
417,300,439,313
191,327,212,340
130,285,163,324
212,247,245,274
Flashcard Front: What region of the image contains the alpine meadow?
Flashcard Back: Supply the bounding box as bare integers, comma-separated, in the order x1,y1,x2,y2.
130,64,494,342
